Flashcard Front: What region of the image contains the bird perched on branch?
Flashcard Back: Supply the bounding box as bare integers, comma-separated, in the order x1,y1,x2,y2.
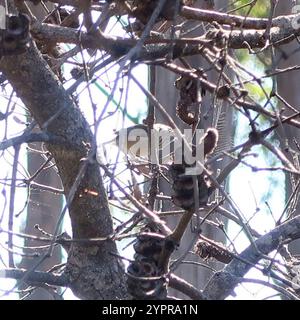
97,123,218,174
97,123,176,172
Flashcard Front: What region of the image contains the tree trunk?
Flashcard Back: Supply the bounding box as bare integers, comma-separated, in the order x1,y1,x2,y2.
17,1,62,300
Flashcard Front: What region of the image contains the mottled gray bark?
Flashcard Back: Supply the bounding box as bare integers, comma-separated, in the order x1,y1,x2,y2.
0,41,129,299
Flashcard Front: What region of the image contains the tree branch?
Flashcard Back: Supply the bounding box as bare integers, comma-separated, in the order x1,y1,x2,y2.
180,5,270,29
29,11,300,60
0,132,61,151
169,273,205,300
203,215,300,300
0,268,69,287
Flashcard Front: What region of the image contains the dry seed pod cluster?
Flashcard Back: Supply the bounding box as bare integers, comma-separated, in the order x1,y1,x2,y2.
175,71,206,126
127,229,167,299
170,164,212,210
170,128,219,210
195,239,233,264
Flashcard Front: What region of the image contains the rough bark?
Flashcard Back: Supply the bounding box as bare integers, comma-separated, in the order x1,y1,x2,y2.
0,42,129,299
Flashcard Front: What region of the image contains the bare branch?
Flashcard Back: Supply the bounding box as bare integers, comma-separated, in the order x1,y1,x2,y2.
203,215,300,300
0,268,69,287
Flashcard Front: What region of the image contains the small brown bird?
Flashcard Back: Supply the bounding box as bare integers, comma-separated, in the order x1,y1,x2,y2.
97,123,177,176
98,123,218,165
